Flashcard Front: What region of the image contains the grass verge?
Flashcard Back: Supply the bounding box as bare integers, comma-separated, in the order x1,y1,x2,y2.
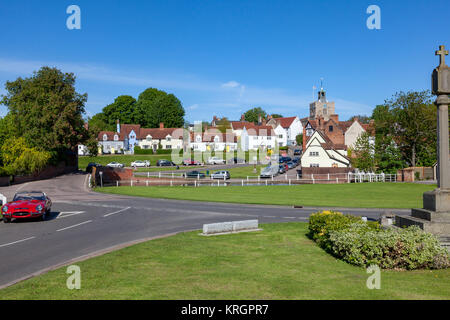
96,183,435,209
2,223,449,299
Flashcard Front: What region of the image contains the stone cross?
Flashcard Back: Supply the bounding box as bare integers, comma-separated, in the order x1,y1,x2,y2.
436,45,449,67
432,45,450,190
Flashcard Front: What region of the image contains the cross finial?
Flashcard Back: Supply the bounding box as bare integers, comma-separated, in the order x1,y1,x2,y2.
435,45,449,67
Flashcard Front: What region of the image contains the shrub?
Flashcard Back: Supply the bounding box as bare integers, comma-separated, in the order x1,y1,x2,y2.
134,146,153,155
329,224,450,270
308,210,379,252
155,149,173,154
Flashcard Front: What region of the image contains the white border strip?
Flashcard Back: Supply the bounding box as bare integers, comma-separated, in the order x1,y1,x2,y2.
57,220,92,232
0,237,36,248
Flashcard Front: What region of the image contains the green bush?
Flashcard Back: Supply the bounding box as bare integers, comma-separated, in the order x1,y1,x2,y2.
134,146,154,155
329,224,450,270
308,210,379,252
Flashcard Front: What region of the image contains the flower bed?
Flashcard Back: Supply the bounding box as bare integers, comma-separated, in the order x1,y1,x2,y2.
308,211,450,270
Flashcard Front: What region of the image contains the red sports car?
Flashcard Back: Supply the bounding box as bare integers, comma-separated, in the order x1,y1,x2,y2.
1,191,52,223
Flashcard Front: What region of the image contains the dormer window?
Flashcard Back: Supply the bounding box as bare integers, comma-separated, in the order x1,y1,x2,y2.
329,126,333,132
166,135,172,142
114,134,119,141
146,135,152,142
214,136,220,143
103,134,108,141
196,135,201,142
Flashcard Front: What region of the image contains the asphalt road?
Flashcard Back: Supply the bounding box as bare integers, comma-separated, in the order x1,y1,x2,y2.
0,172,409,289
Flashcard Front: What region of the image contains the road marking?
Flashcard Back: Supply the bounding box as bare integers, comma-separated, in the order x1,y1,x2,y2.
0,237,35,248
57,211,85,219
15,182,29,193
57,220,92,232
103,207,131,218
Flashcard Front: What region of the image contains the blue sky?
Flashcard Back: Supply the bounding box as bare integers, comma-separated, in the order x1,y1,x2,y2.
0,0,448,123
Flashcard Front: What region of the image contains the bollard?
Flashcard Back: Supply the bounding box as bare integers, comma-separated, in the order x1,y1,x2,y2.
147,172,149,178
146,180,149,187
289,179,291,186
159,172,161,178
265,180,268,186
131,180,133,187
195,180,197,187
242,179,244,186
218,180,220,187
116,181,119,187
170,180,173,187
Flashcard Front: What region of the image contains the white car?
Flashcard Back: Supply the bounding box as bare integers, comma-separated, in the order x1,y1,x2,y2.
106,162,124,168
207,157,226,165
131,160,150,167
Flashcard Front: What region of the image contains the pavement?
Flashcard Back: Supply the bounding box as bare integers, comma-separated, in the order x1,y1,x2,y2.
0,172,407,289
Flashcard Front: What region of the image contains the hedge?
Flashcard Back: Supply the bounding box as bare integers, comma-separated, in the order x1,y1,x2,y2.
308,211,450,270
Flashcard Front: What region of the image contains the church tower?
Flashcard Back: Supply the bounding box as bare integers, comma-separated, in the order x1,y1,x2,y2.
309,85,335,121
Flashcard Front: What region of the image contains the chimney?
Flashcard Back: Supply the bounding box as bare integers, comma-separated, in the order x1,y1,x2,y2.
258,115,262,125
159,122,164,129
240,114,245,121
116,119,120,133
262,119,267,126
330,114,339,123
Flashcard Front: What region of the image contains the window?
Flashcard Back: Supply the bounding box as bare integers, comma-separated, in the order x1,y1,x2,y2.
166,136,172,142
103,134,108,141
309,151,319,157
329,126,333,132
114,134,119,141
278,134,283,139
166,145,172,149
267,136,271,140
310,163,319,167
196,135,201,142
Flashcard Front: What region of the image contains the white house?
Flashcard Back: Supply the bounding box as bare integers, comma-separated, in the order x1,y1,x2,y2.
190,131,237,152
301,130,350,168
138,125,184,152
267,116,303,146
240,126,277,151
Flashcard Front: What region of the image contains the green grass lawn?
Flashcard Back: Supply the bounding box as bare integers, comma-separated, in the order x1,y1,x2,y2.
97,183,435,209
225,165,266,178
2,223,449,299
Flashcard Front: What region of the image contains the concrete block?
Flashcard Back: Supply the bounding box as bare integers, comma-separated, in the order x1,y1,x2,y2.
232,220,259,232
202,220,259,235
203,222,233,235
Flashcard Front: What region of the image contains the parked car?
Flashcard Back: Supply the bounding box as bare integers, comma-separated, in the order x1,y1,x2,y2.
184,170,206,178
183,159,203,166
260,165,279,178
207,157,226,165
278,165,286,174
131,160,150,167
157,159,175,166
293,149,302,156
279,156,292,164
86,162,102,173
106,162,124,168
1,191,52,223
286,161,295,169
210,170,230,179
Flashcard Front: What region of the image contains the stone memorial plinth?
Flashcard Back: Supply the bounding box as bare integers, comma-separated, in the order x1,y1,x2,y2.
396,45,450,247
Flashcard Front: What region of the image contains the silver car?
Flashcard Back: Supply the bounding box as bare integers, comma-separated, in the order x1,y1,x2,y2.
210,170,230,179
106,162,124,168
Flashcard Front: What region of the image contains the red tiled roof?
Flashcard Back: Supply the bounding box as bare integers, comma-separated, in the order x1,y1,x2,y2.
274,116,297,128
139,128,182,140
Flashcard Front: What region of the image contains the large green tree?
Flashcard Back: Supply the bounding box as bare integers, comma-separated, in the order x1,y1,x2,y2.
1,67,89,156
103,95,137,126
244,107,267,124
134,88,185,128
378,91,436,167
